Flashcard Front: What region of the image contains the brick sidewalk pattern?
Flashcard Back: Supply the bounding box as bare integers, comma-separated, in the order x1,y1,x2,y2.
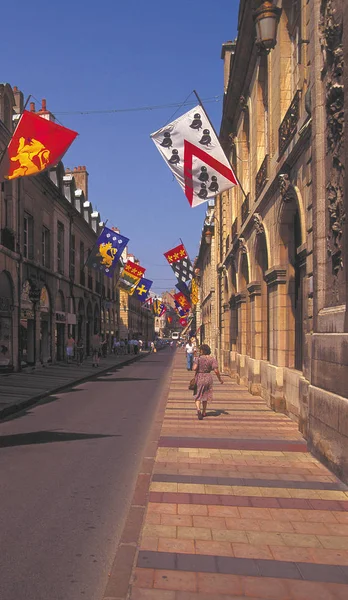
130,353,348,600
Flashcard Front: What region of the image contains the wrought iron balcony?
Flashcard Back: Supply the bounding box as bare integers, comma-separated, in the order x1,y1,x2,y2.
241,193,250,225
255,154,269,199
232,218,238,242
279,90,301,156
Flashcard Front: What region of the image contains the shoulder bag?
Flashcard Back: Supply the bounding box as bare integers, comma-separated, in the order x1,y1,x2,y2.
188,358,199,393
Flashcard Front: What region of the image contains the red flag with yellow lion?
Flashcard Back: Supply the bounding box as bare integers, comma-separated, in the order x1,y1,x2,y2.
0,110,78,181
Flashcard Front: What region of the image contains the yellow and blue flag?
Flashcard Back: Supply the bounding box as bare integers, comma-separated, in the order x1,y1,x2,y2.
87,226,129,278
134,277,153,303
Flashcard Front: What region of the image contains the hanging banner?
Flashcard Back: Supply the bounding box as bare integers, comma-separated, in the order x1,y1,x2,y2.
86,227,129,277
151,103,238,207
164,243,193,283
174,292,191,312
174,299,189,317
117,260,146,295
190,277,199,305
133,277,153,302
153,299,167,317
1,110,78,181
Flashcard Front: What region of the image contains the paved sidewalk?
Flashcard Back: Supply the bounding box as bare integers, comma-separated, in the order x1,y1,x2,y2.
130,353,348,600
0,351,149,420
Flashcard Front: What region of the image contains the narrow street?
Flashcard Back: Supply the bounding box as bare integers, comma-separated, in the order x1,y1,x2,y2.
0,348,174,600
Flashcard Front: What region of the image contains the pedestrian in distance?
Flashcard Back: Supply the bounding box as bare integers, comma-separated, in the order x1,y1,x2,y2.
185,339,195,371
76,337,84,366
193,344,223,420
91,333,105,367
66,334,75,364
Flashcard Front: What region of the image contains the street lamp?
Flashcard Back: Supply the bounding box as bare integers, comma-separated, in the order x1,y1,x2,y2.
253,1,282,53
204,214,220,245
204,229,213,245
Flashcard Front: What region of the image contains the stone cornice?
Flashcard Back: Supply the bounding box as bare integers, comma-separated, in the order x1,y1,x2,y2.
265,267,287,286
247,281,262,296
235,292,247,304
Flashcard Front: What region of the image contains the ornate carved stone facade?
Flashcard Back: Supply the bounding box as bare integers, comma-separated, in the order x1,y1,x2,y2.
320,0,345,283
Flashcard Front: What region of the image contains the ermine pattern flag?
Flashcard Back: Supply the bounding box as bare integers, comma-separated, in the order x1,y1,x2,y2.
164,244,193,283
151,104,238,207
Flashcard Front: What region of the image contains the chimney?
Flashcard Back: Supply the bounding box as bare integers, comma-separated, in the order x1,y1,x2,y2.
221,40,236,93
37,97,55,122
73,165,89,201
12,86,24,114
30,101,36,112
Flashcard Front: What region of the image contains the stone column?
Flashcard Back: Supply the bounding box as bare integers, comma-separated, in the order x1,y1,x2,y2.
247,282,262,359
265,267,287,367
235,292,247,384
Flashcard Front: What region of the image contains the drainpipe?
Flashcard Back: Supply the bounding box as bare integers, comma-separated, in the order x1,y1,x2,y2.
17,179,22,372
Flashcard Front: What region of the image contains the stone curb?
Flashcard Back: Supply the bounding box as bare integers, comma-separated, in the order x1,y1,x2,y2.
0,351,152,422
102,352,176,600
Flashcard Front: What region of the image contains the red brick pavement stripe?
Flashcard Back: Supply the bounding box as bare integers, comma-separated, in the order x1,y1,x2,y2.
148,491,348,511
158,436,307,452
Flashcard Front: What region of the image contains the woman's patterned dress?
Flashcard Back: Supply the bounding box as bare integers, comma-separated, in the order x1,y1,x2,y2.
194,355,218,403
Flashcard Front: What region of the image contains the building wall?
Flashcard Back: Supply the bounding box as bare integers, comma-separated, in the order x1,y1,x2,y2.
197,0,348,480
0,88,120,370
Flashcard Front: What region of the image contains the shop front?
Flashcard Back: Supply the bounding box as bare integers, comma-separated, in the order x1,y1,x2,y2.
77,298,85,343
39,286,51,364
86,302,93,356
0,271,14,370
55,290,66,361
20,280,35,365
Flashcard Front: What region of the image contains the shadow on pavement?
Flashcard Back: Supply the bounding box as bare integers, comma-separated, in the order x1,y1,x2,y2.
205,409,230,417
95,377,157,383
0,430,119,448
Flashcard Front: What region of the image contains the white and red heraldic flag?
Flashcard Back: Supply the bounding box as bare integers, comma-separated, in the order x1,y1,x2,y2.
151,104,238,207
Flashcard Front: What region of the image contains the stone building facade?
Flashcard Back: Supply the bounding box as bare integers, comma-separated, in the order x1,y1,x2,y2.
196,0,348,479
0,86,150,370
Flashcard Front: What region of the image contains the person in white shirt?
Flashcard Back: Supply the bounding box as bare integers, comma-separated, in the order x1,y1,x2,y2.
185,341,195,371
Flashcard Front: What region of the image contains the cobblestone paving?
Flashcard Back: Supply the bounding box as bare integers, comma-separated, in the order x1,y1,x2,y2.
130,353,348,599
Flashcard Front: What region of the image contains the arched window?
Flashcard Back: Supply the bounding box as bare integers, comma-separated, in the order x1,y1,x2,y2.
279,198,304,370
255,233,269,361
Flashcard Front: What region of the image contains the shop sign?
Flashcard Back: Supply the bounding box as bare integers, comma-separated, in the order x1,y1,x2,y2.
40,287,50,313
56,311,66,323
67,313,77,325
21,308,34,319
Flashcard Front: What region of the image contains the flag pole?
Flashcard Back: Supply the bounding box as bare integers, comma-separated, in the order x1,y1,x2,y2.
0,94,32,171
192,89,248,200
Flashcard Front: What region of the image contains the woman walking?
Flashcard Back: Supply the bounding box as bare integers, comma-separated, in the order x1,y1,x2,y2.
193,344,223,420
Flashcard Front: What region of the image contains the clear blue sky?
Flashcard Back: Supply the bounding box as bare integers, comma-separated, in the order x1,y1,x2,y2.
2,0,238,294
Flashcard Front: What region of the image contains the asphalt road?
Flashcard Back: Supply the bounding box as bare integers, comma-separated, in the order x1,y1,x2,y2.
0,348,174,600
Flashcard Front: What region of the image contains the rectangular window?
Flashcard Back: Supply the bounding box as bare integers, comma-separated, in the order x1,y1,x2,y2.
80,241,85,285
42,226,50,268
57,221,64,274
70,234,76,279
23,213,34,259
